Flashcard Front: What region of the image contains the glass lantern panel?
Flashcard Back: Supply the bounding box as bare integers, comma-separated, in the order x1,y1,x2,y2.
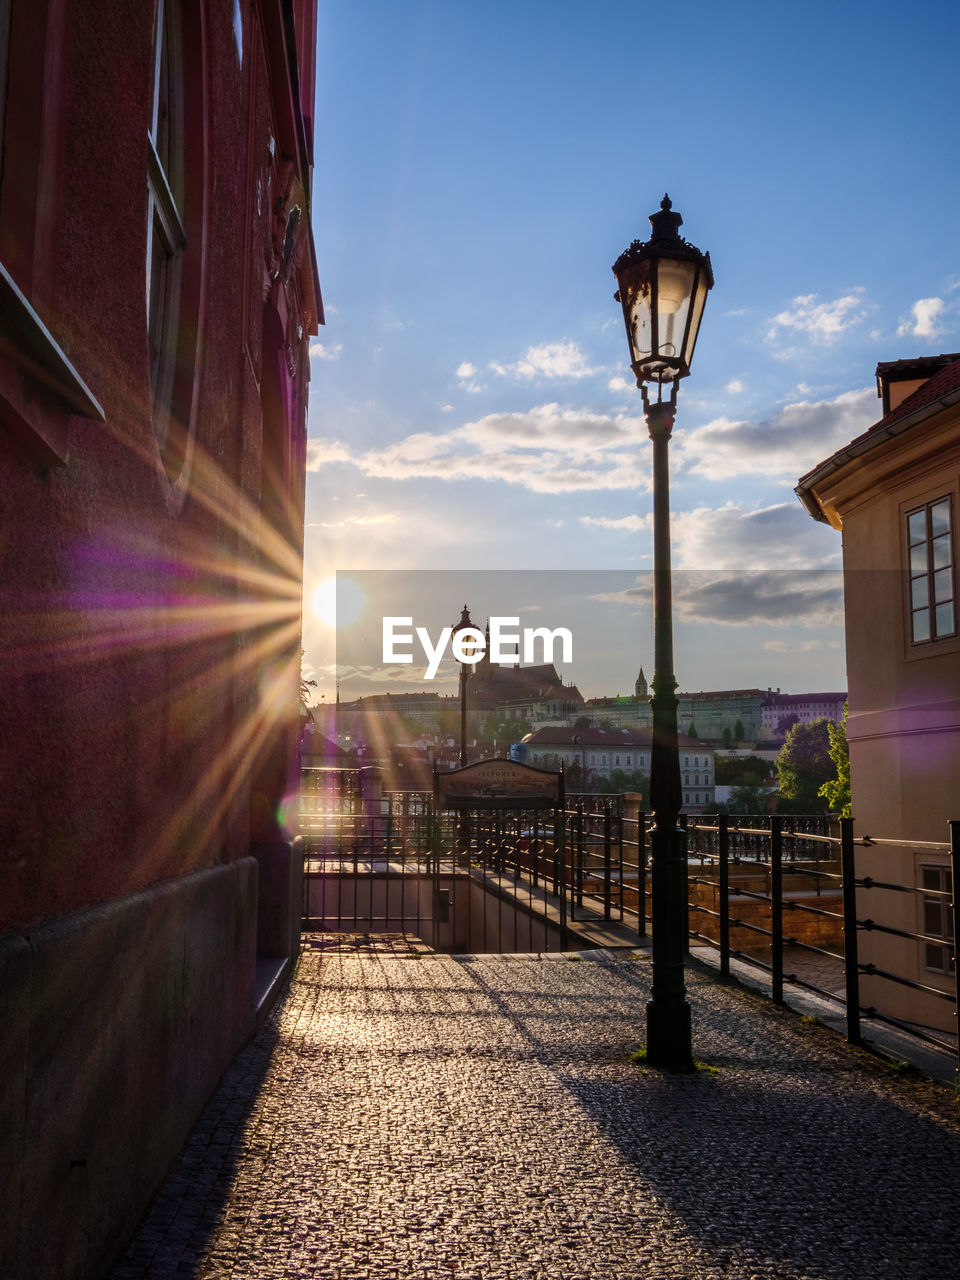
621,259,655,366
681,269,710,374
654,258,696,378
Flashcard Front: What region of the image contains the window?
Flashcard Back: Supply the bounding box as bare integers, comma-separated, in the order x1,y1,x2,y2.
145,0,204,495
907,499,956,644
147,0,186,453
0,0,10,197
921,864,954,974
615,755,621,766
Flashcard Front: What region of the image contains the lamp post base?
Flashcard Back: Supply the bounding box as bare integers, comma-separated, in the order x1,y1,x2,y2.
645,998,693,1071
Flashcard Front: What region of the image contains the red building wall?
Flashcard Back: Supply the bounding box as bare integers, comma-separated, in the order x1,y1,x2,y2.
0,3,320,1275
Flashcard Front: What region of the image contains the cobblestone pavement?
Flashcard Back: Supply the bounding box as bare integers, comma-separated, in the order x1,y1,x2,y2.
111,948,960,1280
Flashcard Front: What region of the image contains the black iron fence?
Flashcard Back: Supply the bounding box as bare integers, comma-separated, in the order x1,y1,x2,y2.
298,779,959,1070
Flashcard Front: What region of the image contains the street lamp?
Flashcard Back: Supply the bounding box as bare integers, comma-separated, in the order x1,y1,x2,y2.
451,604,479,766
613,194,713,1070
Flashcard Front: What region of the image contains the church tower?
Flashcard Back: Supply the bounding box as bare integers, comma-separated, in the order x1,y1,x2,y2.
635,667,648,699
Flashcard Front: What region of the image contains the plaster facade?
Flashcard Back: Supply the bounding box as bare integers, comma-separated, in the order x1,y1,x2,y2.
797,355,960,1033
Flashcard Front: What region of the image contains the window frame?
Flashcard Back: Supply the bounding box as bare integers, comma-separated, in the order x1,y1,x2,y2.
919,862,955,976
905,495,957,647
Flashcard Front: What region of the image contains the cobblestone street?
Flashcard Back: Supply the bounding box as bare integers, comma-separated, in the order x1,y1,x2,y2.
111,946,960,1280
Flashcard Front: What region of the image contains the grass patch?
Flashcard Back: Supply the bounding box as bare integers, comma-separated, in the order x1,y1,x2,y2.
629,1047,720,1075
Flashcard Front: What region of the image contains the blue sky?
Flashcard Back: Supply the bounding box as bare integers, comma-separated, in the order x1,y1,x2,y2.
301,0,960,703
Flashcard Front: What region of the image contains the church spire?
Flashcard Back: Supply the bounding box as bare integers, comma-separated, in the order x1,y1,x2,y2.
635,667,648,699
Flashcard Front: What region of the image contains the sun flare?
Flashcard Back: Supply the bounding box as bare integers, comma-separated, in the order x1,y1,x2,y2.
312,576,365,629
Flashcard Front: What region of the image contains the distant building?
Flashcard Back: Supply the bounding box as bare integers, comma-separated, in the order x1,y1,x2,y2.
797,349,960,1033
585,673,766,743
521,726,715,812
760,691,847,740
468,638,584,725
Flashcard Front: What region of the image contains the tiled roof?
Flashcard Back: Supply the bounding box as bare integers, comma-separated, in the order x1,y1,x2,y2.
871,353,960,434
797,353,960,521
524,726,710,749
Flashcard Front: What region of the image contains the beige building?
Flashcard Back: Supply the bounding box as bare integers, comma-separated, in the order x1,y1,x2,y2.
797,351,960,1032
522,726,715,812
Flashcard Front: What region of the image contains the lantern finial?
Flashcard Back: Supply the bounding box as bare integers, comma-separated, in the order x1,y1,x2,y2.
649,194,683,244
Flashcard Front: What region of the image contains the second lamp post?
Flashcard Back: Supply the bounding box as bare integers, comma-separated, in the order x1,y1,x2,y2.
612,195,713,1070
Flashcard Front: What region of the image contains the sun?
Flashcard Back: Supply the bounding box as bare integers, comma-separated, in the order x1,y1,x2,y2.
312,575,365,628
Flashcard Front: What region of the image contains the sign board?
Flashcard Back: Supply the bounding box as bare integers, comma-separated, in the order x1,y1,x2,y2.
434,757,563,809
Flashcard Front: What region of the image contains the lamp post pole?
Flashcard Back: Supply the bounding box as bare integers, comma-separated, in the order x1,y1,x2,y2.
451,604,475,767
612,195,713,1070
645,385,691,1069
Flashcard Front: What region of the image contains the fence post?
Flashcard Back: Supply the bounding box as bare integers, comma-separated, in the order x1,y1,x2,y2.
950,819,960,1077
719,813,730,981
771,815,783,1004
638,811,647,939
603,799,612,920
680,812,690,956
575,802,584,913
840,816,861,1046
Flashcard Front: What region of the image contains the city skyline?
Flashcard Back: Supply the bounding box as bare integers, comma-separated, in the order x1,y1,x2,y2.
301,0,960,701
321,568,845,704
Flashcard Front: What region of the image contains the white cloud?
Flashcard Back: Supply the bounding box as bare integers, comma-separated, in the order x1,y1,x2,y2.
674,386,876,481
456,361,484,393
491,341,594,381
766,290,866,345
591,569,843,629
581,514,651,534
581,501,839,571
897,297,946,341
318,513,399,529
309,341,342,361
305,403,650,494
725,378,744,394
608,375,630,392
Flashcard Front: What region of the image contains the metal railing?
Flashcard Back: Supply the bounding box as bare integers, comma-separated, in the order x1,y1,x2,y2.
298,779,960,1070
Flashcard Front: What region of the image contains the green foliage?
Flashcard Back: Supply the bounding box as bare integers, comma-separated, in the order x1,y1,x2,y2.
594,768,649,798
299,649,317,708
714,753,771,785
734,718,745,743
818,702,851,817
722,727,733,749
725,784,773,815
775,717,833,814
686,722,698,738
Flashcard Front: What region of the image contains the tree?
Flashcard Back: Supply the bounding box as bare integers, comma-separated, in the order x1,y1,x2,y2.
818,703,851,816
715,753,771,786
722,727,733,749
299,650,317,709
725,784,773,815
775,717,833,814
734,718,745,743
686,722,698,739
574,715,592,729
